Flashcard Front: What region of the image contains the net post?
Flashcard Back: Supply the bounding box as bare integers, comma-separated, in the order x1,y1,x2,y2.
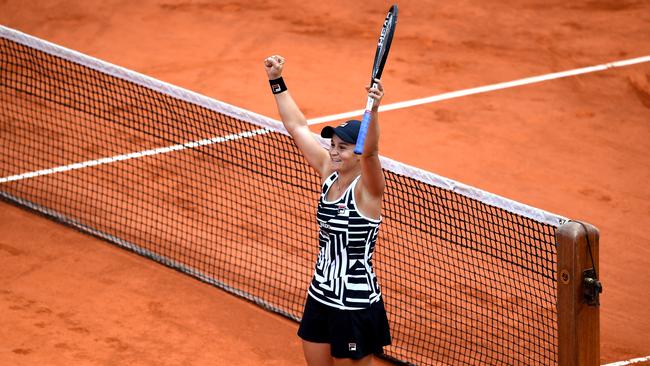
557,221,600,366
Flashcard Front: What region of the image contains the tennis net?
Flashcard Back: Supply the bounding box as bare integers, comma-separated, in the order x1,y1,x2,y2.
1,25,570,365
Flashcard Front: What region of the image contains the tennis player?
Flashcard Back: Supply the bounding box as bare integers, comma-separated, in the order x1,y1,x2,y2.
264,55,391,366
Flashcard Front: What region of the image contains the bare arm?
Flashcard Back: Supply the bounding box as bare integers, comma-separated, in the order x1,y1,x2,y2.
264,55,330,178
357,79,386,214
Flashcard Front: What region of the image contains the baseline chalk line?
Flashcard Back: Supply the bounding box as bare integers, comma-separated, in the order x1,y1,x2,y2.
0,128,269,183
602,355,650,366
307,55,650,125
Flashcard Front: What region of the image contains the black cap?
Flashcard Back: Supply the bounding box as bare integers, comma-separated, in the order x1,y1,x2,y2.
320,120,361,144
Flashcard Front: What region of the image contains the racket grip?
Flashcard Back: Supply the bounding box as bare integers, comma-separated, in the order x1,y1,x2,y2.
354,110,373,155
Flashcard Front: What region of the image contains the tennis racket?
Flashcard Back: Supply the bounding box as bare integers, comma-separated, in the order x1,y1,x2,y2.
354,4,398,155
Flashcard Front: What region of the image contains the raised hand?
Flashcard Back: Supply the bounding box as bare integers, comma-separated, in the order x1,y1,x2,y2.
264,55,285,80
366,78,384,110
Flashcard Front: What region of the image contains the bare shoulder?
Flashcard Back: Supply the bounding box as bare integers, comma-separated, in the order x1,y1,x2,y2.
358,156,385,199
320,164,335,185
354,175,384,220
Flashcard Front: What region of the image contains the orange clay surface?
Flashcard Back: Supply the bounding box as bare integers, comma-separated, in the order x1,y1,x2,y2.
1,0,650,365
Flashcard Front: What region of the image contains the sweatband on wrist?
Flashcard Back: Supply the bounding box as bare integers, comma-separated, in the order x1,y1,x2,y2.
269,77,287,94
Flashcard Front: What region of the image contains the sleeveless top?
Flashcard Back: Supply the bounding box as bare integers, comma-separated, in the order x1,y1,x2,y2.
307,172,383,310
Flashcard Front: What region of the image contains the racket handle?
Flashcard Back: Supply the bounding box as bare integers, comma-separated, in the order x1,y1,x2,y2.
354,109,373,155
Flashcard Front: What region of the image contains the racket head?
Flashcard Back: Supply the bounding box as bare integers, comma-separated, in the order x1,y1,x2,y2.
371,4,398,83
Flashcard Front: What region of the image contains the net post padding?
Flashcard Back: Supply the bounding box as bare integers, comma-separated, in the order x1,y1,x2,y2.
556,221,600,366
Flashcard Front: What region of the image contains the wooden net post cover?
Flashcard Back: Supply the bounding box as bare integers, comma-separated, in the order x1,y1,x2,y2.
557,220,601,366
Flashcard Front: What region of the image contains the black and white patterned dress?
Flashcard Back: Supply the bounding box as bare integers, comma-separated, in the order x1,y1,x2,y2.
308,172,382,310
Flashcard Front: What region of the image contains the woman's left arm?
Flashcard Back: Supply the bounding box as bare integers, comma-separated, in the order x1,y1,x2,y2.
357,79,386,217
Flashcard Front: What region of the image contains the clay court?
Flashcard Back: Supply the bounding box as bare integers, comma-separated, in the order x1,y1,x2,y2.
1,0,649,365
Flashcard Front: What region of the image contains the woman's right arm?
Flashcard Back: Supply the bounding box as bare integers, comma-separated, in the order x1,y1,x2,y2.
264,55,330,178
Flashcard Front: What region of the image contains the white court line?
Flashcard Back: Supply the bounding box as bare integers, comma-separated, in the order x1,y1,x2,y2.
602,355,650,366
0,128,270,183
306,55,650,125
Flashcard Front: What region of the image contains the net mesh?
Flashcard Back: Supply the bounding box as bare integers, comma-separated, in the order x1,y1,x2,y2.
1,27,565,365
